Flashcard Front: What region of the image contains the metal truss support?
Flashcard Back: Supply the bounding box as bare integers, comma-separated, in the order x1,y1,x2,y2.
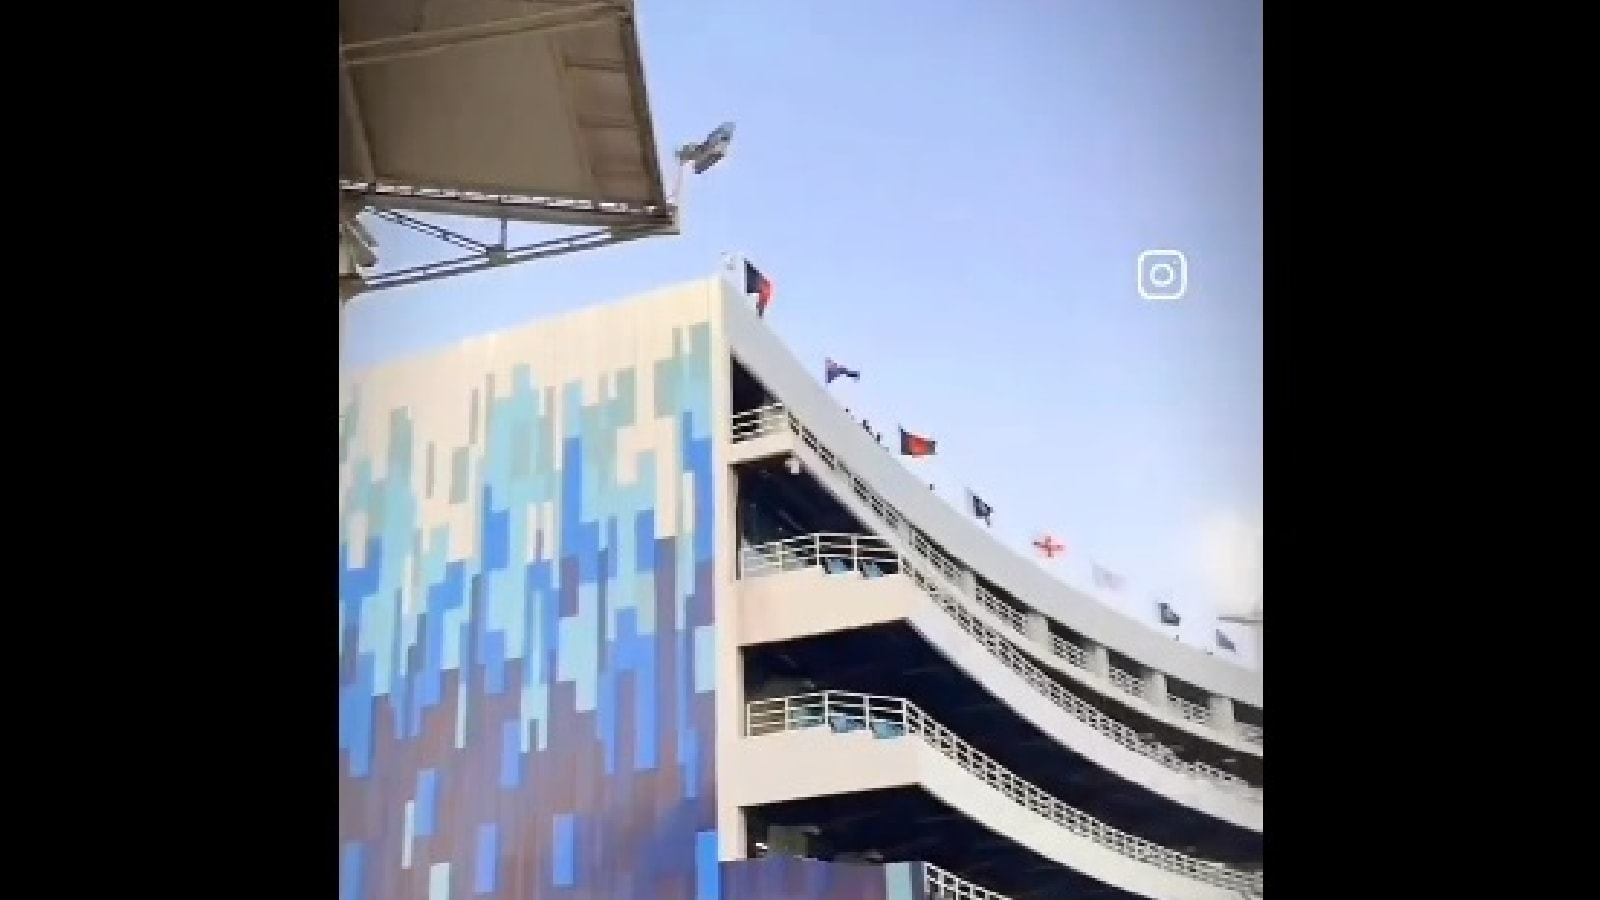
339,179,674,229
354,210,674,295
342,151,701,298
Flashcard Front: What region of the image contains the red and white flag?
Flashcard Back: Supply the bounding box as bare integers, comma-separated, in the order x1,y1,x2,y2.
1032,534,1068,560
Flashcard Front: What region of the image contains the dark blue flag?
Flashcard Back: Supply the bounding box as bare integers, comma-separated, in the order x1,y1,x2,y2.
824,357,861,384
1215,629,1236,652
967,490,994,526
1158,601,1181,626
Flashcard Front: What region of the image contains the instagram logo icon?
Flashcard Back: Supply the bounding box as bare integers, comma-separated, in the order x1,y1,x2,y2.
1137,249,1188,301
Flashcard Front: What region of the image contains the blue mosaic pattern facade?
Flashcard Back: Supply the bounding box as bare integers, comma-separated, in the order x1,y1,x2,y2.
720,859,924,900
339,299,719,900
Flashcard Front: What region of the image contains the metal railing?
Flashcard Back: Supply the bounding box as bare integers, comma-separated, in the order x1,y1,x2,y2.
730,402,1264,750
1050,633,1089,669
739,533,903,579
1108,666,1146,697
739,533,1261,801
730,405,790,442
923,863,1014,900
746,692,1264,896
1170,694,1215,726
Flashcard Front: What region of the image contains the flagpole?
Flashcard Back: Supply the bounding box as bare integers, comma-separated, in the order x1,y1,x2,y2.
1218,614,1263,670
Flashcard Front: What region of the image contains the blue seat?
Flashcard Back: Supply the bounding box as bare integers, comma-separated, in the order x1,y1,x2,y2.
829,714,867,734
870,719,906,740
788,707,826,729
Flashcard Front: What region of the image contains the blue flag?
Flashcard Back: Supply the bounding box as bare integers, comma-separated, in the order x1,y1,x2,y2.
967,490,994,526
824,358,861,384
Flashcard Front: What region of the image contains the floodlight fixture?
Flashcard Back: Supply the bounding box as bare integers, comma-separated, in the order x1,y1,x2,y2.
677,122,735,175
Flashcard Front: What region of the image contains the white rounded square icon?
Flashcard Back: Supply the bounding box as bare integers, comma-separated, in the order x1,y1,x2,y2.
1137,249,1188,301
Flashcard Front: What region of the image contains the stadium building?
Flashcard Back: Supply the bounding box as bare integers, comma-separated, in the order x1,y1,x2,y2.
339,279,1266,900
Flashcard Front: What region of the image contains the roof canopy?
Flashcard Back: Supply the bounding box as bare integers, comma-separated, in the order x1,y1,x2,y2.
339,0,671,229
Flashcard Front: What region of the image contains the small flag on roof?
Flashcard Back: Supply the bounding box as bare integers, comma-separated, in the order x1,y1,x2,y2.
744,260,774,317
1157,600,1181,626
824,358,861,384
899,427,937,458
967,490,994,527
1215,629,1236,652
1092,564,1126,593
1033,534,1067,559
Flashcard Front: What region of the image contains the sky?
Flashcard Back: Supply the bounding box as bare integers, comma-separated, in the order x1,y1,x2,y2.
342,0,1263,666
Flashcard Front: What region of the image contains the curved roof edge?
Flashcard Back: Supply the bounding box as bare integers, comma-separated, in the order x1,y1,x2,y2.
717,283,1263,707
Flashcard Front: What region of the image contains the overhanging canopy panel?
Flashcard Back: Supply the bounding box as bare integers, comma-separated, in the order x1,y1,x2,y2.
340,0,669,226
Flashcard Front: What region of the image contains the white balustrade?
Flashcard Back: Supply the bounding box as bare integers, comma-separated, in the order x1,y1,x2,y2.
1050,633,1089,669
739,533,903,579
740,530,1260,799
730,405,790,442
1108,666,1147,698
1170,694,1215,726
729,402,1263,750
923,863,1014,900
745,692,1264,896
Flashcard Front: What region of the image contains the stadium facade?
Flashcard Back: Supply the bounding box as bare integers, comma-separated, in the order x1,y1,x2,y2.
339,278,1265,900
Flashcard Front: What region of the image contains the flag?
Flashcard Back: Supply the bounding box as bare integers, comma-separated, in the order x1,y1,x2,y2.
1091,564,1125,593
1215,629,1236,652
1032,534,1066,559
744,260,774,317
1157,601,1181,626
967,491,994,527
824,358,861,384
899,428,937,458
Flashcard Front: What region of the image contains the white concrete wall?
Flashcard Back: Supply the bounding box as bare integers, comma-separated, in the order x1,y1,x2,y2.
720,283,1261,709
736,569,1263,832
705,281,746,863
737,569,920,645
728,432,792,464
725,729,1242,900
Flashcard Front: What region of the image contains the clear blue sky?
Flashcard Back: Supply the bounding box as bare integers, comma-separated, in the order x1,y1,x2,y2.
343,0,1263,665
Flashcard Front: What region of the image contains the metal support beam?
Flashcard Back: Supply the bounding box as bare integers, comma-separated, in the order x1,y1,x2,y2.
338,51,378,180
342,1,627,69
339,159,694,299
340,180,673,228
370,209,488,253
359,223,673,294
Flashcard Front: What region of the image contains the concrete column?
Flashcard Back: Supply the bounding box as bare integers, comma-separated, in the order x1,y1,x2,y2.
957,567,977,595
1142,667,1169,709
1025,612,1050,647
896,519,916,546
1086,642,1110,678
709,349,746,863
727,808,749,858
1209,694,1237,736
